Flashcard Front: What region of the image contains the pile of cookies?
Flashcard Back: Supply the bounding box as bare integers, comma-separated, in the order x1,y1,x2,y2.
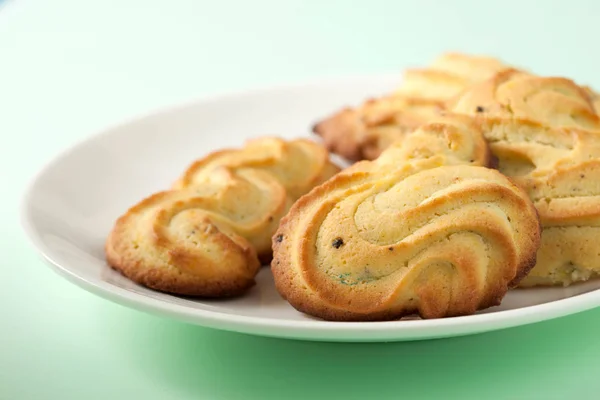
106,53,600,321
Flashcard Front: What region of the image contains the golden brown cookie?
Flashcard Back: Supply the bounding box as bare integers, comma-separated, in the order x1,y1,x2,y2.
313,53,512,161
313,97,443,161
106,138,340,297
272,115,540,321
450,69,600,286
395,52,511,100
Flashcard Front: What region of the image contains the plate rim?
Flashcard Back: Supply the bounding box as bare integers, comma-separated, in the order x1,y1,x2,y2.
19,74,600,342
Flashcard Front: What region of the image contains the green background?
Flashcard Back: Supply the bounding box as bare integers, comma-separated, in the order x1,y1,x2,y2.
3,0,600,398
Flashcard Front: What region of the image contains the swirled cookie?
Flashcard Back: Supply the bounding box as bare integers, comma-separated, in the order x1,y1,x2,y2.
395,52,511,101
272,115,540,321
106,138,340,297
450,69,600,286
314,97,444,162
313,53,511,161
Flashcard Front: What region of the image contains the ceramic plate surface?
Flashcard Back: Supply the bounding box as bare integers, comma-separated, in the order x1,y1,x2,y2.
21,74,600,342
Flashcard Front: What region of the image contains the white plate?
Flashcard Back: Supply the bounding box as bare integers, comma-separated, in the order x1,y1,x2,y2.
21,74,600,342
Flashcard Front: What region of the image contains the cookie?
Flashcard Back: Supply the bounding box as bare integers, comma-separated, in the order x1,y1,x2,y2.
106,138,340,297
313,53,512,161
313,97,443,162
395,52,510,100
174,137,340,202
450,69,600,286
272,115,540,321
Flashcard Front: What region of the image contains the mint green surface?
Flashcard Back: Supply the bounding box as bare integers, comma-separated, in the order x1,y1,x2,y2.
3,1,600,399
